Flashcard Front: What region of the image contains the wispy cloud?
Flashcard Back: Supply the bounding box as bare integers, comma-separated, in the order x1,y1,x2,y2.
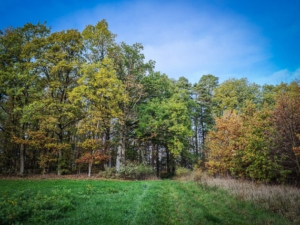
51,0,278,84
256,68,300,85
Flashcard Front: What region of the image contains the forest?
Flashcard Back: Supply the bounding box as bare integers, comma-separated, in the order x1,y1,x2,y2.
1,20,300,183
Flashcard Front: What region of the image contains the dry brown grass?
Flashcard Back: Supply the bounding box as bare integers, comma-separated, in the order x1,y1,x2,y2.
0,173,109,180
192,171,300,224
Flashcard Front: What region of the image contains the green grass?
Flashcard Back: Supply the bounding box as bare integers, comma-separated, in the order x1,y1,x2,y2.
0,179,291,225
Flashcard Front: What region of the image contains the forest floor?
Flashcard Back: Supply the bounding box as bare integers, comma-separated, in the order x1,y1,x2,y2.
0,177,293,225
0,173,107,180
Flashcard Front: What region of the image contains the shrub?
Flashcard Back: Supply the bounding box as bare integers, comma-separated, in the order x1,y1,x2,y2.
193,169,205,182
174,167,192,178
99,162,155,180
119,161,155,180
99,165,117,178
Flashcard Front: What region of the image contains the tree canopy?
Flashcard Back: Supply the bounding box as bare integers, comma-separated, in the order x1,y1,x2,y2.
1,21,299,183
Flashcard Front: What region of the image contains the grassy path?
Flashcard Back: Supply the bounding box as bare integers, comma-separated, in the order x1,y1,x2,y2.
0,179,291,225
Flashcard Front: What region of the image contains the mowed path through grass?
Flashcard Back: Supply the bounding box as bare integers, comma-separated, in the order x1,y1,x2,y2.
0,179,291,225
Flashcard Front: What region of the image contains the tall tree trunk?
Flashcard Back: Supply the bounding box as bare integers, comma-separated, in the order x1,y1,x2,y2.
88,160,93,177
201,117,205,158
108,151,112,168
20,124,26,176
116,145,122,171
194,118,199,157
151,143,155,167
170,153,175,175
19,143,24,176
166,147,170,174
116,126,125,171
140,148,146,163
105,126,110,152
156,145,159,177
105,125,112,168
73,136,77,172
57,148,62,176
57,130,63,176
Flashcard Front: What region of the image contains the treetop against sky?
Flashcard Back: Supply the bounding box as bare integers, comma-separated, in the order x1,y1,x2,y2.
1,0,300,85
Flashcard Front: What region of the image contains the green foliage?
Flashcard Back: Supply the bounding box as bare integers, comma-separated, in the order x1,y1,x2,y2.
194,74,219,133
82,19,116,62
141,71,173,101
261,84,277,106
71,57,126,125
212,78,261,116
137,86,193,157
0,23,51,176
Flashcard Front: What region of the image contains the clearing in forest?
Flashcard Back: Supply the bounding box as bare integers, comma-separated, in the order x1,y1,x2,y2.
0,179,291,225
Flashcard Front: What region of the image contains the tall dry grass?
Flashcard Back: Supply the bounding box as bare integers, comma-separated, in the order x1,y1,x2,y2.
191,170,300,224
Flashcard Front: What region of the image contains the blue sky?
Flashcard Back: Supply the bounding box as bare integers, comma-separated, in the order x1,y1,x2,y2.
1,0,299,85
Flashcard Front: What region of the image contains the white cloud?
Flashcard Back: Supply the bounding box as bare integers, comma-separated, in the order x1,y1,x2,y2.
256,68,300,85
51,0,273,84
140,4,270,83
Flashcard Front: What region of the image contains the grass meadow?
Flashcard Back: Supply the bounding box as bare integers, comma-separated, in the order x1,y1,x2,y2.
0,177,293,225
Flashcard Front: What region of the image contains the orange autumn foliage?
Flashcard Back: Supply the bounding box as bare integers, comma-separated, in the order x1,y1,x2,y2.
205,110,243,176
76,139,109,164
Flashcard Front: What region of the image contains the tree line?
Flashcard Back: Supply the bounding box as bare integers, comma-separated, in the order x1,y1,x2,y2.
1,20,299,182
